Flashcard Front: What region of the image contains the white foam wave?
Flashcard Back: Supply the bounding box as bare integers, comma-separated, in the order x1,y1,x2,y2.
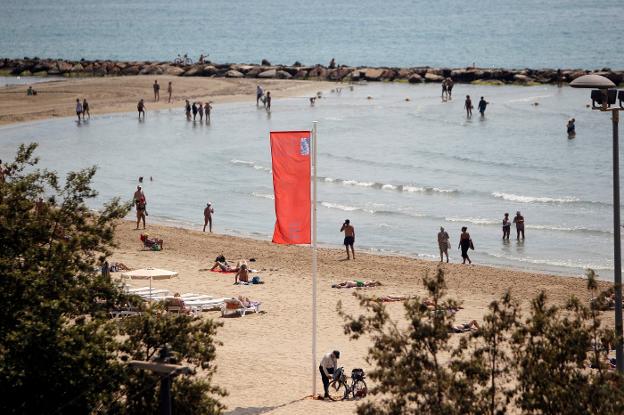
251,192,274,200
446,217,498,225
230,159,255,166
382,184,397,190
483,251,612,271
492,192,580,204
402,186,426,193
507,94,553,103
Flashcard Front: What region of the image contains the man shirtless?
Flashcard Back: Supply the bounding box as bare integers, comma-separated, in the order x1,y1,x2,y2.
203,202,214,232
340,219,355,260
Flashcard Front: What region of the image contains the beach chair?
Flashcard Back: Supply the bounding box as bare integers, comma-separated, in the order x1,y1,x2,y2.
185,298,227,312
221,297,261,317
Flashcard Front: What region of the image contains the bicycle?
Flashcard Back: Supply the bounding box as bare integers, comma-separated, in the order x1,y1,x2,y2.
327,367,368,401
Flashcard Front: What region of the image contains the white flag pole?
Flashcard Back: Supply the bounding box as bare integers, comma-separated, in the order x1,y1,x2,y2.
312,121,318,397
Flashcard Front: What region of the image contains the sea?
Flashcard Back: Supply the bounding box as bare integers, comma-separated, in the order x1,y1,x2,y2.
1,0,623,69
1,1,623,278
0,82,620,278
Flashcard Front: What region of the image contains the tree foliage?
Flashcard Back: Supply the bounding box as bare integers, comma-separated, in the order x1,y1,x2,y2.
0,144,225,414
340,267,624,415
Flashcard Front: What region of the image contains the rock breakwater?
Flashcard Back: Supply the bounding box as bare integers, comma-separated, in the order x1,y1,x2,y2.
1,57,622,86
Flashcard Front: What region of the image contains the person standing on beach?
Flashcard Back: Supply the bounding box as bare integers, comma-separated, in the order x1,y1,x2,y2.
198,102,204,122
256,85,264,106
133,186,147,230
340,219,355,260
167,81,173,103
446,78,454,99
438,226,450,263
153,80,160,102
203,202,214,232
265,91,272,111
441,80,448,101
464,95,473,118
513,211,525,240
75,98,83,122
329,58,336,69
556,69,563,88
192,102,198,121
137,99,146,120
205,102,212,122
502,213,511,240
458,226,473,264
82,99,90,120
185,100,192,120
478,96,489,117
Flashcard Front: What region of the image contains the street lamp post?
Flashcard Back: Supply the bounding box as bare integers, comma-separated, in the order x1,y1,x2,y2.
570,74,623,372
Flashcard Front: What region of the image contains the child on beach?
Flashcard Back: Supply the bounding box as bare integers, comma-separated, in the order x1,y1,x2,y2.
502,213,511,240
75,98,83,121
464,95,473,118
198,102,204,122
137,99,145,120
204,102,211,122
82,99,90,120
167,81,173,103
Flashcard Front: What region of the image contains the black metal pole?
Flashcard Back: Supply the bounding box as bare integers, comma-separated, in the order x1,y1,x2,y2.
612,108,623,373
160,375,172,415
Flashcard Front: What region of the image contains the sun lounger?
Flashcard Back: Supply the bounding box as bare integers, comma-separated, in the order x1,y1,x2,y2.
185,298,227,311
180,294,214,301
126,286,151,293
221,298,261,317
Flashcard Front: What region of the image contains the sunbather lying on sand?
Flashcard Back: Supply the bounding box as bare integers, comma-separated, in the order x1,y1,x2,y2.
236,296,260,308
422,298,463,313
373,295,412,302
591,288,616,310
451,320,480,333
332,280,382,289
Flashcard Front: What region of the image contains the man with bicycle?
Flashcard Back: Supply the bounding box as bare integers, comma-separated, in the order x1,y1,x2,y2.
319,350,340,399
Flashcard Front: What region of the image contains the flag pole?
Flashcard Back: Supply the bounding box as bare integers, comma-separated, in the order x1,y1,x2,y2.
312,121,318,397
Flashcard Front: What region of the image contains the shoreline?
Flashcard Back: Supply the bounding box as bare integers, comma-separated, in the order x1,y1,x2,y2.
2,57,623,88
0,75,330,126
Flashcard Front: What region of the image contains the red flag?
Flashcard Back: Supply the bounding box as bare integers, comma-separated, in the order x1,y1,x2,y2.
270,130,311,244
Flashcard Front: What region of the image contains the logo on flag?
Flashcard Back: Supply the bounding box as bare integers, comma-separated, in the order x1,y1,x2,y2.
300,137,310,156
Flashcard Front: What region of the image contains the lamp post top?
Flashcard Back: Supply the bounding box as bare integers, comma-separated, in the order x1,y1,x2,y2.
570,74,616,89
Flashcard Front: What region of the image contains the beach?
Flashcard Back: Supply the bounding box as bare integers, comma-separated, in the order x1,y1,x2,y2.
110,220,613,414
0,75,327,125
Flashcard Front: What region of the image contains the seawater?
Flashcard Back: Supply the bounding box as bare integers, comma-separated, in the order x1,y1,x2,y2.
0,0,623,69
0,82,619,278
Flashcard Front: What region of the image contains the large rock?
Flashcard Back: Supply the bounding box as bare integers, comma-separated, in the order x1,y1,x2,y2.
70,63,84,73
293,69,308,79
258,69,277,78
381,69,397,80
182,65,202,76
513,74,534,84
408,73,423,83
163,65,185,76
363,68,384,81
397,68,413,79
121,65,141,75
56,61,73,73
246,66,266,77
595,71,623,86
327,67,351,81
275,70,292,79
424,72,444,82
450,69,477,82
202,65,218,76
225,70,244,78
308,66,327,78
93,66,107,76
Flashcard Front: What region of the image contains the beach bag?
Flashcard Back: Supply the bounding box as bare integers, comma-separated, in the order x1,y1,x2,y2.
351,368,365,381
151,243,161,251
252,276,262,284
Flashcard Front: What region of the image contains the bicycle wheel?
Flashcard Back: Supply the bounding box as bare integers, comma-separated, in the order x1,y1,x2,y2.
352,379,368,399
327,379,347,401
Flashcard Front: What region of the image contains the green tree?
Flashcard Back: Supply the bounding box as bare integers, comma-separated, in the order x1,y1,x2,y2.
0,144,225,414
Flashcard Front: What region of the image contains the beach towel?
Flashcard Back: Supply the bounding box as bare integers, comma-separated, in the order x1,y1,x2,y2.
210,268,237,273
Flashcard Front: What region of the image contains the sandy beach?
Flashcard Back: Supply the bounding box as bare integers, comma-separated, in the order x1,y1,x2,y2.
0,75,328,125
110,221,613,414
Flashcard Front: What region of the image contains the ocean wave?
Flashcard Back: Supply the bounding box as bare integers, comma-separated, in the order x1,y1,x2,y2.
320,201,374,214
481,251,612,271
251,192,275,200
230,159,272,172
492,192,581,204
446,217,498,225
318,176,458,194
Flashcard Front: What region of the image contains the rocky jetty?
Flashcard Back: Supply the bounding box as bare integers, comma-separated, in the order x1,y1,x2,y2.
1,57,622,86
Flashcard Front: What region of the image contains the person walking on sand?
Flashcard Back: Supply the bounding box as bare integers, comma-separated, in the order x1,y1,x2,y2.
185,100,191,120
265,91,272,111
204,101,212,122
198,102,204,122
464,95,473,118
319,350,340,400
441,80,448,101
502,212,511,240
256,85,264,106
458,226,473,264
167,81,173,103
203,202,214,232
82,98,90,120
478,96,489,117
513,211,525,240
438,226,450,262
340,219,355,260
133,186,147,230
153,80,160,102
137,99,146,120
75,98,83,122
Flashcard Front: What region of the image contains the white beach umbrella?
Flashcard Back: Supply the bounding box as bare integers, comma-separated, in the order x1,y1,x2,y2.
121,268,178,301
